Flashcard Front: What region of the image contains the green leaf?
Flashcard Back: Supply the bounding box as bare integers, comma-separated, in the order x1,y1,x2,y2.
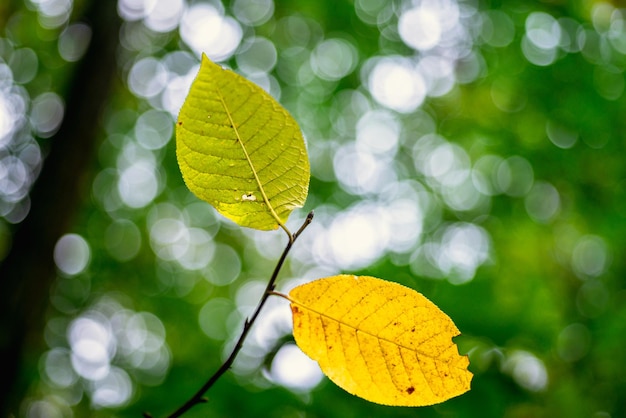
176,54,310,231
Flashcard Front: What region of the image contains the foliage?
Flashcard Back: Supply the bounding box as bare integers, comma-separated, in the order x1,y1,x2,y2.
173,57,469,414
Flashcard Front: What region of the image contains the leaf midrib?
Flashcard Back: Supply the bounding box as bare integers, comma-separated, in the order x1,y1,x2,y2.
216,86,285,231
290,299,461,366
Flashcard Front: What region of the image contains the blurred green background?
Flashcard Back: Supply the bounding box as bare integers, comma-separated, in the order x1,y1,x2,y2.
1,0,625,417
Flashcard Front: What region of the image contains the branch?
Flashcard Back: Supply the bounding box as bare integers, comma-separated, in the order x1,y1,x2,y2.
152,211,314,418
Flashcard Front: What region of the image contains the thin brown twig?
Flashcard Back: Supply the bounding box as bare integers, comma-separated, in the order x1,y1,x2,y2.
150,211,314,418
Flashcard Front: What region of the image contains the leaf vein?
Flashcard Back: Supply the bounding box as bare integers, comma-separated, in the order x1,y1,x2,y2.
292,301,461,366
215,86,286,231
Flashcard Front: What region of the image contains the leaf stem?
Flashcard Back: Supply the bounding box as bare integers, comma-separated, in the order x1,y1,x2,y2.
267,290,290,301
157,211,314,418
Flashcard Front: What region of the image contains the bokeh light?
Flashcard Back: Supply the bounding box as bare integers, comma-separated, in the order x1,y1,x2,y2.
117,0,184,32
525,181,560,223
42,348,78,388
30,0,74,29
333,142,396,196
232,0,274,27
58,23,92,62
502,350,548,392
39,296,170,409
8,48,37,84
179,3,242,61
522,10,586,66
310,38,358,81
117,160,159,209
236,36,278,76
571,235,610,279
203,243,241,286
480,10,515,47
495,156,534,197
270,344,323,392
199,297,238,341
557,323,591,362
546,120,578,149
54,233,91,276
128,57,168,100
399,5,446,51
355,109,400,156
354,0,392,26
25,397,73,418
30,92,64,138
317,202,391,270
0,45,40,224
411,222,490,284
160,50,198,116
104,219,142,262
69,314,115,381
134,109,173,150
366,56,426,113
6,0,625,415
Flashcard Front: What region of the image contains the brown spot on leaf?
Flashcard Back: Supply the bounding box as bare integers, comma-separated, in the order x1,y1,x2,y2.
177,121,183,126
406,386,415,395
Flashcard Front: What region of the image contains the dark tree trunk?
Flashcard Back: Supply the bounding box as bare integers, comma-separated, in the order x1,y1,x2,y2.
0,1,121,414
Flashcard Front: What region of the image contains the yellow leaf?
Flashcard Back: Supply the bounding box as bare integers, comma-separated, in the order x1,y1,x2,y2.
288,275,472,406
